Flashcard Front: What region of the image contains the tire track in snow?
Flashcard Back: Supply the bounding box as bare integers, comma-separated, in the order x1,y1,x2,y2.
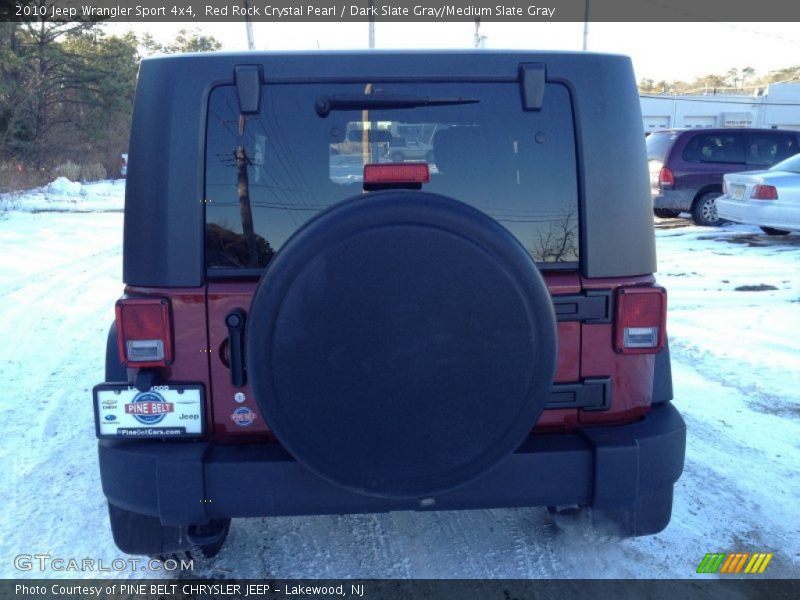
0,213,125,578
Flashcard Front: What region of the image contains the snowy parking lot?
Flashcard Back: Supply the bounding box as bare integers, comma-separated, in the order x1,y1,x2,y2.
1,181,798,579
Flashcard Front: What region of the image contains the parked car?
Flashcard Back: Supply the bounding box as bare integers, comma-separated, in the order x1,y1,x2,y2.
119,153,128,178
717,152,800,235
387,138,434,163
647,128,800,225
94,51,685,558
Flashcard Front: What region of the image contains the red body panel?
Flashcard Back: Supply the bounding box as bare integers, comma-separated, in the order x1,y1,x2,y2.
124,271,662,442
206,282,275,441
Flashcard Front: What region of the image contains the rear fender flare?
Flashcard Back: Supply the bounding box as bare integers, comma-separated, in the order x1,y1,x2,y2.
105,322,128,382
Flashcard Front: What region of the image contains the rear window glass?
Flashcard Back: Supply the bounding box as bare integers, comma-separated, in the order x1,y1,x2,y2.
205,81,579,270
645,132,678,162
682,132,746,164
771,152,800,173
748,132,799,166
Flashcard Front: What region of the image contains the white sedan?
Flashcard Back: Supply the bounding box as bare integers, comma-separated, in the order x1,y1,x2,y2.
717,153,800,235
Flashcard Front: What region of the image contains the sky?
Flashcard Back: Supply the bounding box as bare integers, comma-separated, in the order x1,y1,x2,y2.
105,21,800,84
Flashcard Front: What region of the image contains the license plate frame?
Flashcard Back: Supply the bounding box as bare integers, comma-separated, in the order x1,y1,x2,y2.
93,383,205,439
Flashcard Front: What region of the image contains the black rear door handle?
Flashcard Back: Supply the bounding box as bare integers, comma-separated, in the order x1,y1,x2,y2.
225,309,247,387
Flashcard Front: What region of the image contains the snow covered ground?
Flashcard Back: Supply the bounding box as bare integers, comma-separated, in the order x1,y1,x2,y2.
0,181,798,579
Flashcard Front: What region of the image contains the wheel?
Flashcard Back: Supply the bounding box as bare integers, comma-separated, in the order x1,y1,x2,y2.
107,503,230,558
247,191,557,499
653,208,680,219
391,151,405,163
760,226,790,236
691,192,723,226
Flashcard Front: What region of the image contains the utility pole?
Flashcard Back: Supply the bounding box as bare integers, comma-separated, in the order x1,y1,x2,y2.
582,0,589,51
244,0,255,50
237,115,257,267
473,19,486,48
368,0,375,48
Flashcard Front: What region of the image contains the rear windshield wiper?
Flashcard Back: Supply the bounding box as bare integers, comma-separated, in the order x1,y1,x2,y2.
315,94,479,117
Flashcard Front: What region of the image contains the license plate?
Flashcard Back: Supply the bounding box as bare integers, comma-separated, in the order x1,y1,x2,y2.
93,383,205,439
732,184,746,200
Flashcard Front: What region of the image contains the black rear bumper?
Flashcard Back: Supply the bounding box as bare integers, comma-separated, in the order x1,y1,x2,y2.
99,402,685,534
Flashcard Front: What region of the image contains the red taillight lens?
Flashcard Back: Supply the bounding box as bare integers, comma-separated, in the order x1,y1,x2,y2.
614,287,667,354
659,167,675,189
115,298,173,367
364,163,430,185
751,184,778,200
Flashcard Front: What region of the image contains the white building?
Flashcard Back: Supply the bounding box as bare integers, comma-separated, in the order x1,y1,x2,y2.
640,83,800,132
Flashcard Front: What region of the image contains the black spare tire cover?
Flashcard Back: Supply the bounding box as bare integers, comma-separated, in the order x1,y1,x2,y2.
247,191,557,498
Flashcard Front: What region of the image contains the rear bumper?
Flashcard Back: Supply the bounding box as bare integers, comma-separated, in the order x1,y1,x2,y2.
100,402,685,529
652,188,695,211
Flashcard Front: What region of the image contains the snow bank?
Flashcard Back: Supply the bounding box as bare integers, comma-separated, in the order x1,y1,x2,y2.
0,178,125,214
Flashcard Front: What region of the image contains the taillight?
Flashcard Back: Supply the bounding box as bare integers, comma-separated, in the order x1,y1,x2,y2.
659,167,675,189
614,287,667,354
115,297,173,367
751,184,778,200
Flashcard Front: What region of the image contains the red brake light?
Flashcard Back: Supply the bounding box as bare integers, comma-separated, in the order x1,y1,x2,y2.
659,167,674,189
751,184,778,200
115,298,173,367
614,287,667,354
364,163,430,185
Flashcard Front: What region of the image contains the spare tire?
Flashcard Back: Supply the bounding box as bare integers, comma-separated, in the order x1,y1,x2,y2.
247,191,557,498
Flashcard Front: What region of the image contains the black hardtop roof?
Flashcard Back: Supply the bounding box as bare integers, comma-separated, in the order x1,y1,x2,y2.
144,48,629,61
124,49,656,285
138,49,634,81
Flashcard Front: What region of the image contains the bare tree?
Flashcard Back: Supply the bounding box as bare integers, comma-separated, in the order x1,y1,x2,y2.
530,207,578,263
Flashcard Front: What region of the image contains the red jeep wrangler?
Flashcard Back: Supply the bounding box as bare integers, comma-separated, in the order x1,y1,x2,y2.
94,51,685,557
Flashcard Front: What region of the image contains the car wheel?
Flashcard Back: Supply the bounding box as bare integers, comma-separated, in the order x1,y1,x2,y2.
247,191,557,499
760,226,790,236
691,192,723,226
107,503,230,558
653,208,680,219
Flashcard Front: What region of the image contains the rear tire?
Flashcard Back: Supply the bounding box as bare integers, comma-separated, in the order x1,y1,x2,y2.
691,192,723,226
654,208,680,219
247,191,557,499
760,226,790,236
107,503,230,558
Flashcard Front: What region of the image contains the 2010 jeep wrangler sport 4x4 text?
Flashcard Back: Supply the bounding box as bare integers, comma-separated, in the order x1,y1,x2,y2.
94,51,686,557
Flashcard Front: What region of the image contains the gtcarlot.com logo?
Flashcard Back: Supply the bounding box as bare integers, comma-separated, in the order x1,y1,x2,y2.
14,553,193,572
697,552,773,574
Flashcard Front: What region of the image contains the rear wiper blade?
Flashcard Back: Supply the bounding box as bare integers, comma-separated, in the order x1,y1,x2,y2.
315,94,479,117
